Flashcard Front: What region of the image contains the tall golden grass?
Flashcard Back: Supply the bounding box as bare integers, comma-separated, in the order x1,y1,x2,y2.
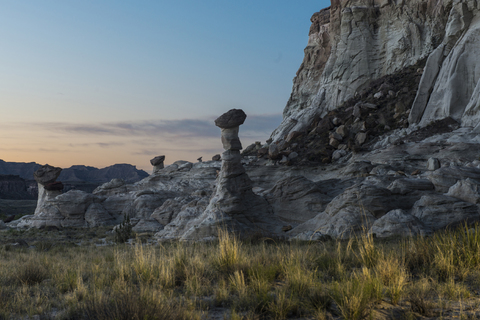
0,223,480,319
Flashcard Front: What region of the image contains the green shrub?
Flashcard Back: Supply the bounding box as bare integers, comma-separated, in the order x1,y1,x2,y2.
114,214,133,244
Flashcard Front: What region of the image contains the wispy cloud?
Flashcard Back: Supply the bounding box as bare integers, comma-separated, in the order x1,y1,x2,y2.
132,147,222,156
68,142,125,148
24,113,283,140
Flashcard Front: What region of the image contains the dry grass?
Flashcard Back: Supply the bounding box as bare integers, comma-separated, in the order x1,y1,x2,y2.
1,224,480,319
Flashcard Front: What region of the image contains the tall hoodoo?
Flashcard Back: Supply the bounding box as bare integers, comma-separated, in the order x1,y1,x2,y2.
179,109,282,240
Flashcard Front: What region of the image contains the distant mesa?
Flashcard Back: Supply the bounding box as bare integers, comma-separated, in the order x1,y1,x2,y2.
0,160,148,199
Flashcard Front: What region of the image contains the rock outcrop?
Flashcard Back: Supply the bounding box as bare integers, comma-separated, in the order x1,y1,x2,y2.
16,165,115,229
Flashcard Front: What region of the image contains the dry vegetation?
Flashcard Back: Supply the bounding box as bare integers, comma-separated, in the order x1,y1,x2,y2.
1,224,480,319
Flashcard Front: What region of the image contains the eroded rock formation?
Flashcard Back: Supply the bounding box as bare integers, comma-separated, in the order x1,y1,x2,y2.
150,155,165,173
158,109,283,241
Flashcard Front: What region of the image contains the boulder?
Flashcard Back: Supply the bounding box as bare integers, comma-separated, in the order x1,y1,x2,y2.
132,219,164,233
387,178,435,195
85,203,115,227
264,176,332,224
411,194,480,230
268,144,280,159
369,209,430,238
446,178,480,204
427,166,480,192
214,109,247,128
426,157,441,171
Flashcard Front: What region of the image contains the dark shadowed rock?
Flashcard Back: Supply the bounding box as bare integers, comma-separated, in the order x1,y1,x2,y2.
150,155,165,166
44,181,64,191
34,165,62,185
214,109,247,129
369,209,430,238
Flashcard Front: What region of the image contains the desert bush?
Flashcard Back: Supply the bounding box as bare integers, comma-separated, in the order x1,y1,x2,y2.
331,267,383,320
406,277,436,317
2,226,480,319
304,285,332,313
438,278,471,300
213,228,244,272
403,236,434,274
75,288,200,320
15,256,50,285
356,232,380,269
268,289,298,320
55,269,79,293
375,255,408,305
114,214,133,244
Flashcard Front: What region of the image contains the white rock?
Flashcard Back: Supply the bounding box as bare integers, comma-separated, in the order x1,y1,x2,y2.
427,157,441,171
369,209,430,238
446,178,480,204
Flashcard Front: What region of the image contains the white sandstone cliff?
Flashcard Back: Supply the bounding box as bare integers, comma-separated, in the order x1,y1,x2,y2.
272,0,480,142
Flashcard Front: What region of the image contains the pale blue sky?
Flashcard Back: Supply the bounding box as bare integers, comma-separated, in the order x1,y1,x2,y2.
0,1,330,170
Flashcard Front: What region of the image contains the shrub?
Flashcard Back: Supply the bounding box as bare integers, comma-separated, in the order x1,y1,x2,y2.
406,277,436,317
213,228,243,272
114,214,133,244
15,257,50,285
330,268,382,320
78,288,200,320
375,255,408,305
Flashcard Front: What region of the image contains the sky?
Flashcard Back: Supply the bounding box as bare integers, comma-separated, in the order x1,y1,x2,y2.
0,0,330,172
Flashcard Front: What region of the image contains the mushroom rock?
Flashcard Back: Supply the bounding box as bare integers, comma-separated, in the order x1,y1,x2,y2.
215,109,247,151
34,164,62,185
150,155,165,173
34,165,63,214
179,109,282,240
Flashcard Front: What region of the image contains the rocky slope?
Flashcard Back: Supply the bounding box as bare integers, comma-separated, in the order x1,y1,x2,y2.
6,0,480,240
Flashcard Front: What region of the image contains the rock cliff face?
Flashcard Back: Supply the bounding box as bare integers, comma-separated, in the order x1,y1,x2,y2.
273,0,480,142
